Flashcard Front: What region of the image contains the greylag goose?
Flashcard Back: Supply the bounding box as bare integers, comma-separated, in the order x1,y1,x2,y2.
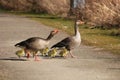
15,29,58,61
51,20,84,58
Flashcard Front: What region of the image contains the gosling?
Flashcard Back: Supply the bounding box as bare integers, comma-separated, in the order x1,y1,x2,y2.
48,48,57,58
59,47,68,58
40,47,49,56
15,49,25,58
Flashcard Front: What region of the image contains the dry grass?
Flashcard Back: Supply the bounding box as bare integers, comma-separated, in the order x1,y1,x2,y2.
37,0,69,16
78,0,120,28
0,0,69,16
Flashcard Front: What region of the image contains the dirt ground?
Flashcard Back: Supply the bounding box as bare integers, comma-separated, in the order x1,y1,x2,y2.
0,13,120,80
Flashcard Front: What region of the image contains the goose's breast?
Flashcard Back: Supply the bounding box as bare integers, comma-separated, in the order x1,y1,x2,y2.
72,36,81,47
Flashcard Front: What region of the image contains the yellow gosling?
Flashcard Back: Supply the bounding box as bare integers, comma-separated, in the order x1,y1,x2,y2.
40,47,49,56
59,47,68,58
48,48,57,58
15,49,25,58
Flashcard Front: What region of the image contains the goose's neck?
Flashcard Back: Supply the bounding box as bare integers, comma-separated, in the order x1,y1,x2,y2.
46,33,54,41
74,23,80,36
73,23,81,42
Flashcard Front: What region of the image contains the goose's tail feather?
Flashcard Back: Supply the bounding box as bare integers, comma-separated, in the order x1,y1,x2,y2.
15,41,27,48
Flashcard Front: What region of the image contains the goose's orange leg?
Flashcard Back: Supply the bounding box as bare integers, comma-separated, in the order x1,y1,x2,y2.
34,51,40,61
24,49,31,59
69,51,76,58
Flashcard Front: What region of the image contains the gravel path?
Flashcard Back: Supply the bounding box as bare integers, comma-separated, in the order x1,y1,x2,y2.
0,13,120,80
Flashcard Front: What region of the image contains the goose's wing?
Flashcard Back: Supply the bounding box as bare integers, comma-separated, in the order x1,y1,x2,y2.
51,37,73,49
15,37,45,48
25,37,45,43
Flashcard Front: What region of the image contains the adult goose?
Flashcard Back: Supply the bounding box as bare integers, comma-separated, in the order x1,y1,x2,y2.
15,29,58,61
51,20,84,58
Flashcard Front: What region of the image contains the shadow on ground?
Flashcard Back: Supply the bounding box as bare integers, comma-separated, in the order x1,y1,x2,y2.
0,57,28,61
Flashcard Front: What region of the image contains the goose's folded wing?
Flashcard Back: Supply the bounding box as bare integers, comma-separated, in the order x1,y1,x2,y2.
51,37,72,48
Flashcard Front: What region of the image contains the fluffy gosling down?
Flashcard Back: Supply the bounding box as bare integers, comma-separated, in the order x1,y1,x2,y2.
15,49,25,58
48,48,57,58
40,47,49,56
59,47,68,58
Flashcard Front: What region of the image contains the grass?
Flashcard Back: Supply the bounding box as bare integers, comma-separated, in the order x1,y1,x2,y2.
1,10,120,54
80,29,120,54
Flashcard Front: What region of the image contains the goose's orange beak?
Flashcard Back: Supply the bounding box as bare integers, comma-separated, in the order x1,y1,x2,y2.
77,20,85,25
54,29,59,33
